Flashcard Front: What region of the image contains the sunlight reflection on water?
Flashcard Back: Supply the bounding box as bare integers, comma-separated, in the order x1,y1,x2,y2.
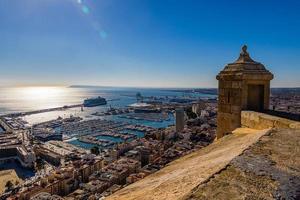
0,86,214,126
0,87,87,113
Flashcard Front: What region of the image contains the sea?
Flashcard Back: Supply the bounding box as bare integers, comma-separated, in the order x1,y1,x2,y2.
0,86,216,149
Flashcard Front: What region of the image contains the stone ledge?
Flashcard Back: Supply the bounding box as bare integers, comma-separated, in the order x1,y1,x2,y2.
241,111,300,130
185,128,300,200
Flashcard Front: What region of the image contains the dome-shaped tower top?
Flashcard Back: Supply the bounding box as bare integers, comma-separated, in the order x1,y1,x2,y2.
218,45,273,73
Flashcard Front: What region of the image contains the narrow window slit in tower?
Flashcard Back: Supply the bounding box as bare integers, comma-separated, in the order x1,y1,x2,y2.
227,91,230,103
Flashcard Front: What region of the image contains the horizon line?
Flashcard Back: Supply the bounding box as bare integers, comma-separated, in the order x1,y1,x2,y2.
1,84,299,90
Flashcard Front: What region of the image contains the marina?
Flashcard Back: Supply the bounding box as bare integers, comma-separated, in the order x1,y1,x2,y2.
28,115,159,149
65,119,156,149
0,87,214,151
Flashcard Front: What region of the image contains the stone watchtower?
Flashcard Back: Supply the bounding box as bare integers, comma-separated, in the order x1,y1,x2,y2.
216,45,273,139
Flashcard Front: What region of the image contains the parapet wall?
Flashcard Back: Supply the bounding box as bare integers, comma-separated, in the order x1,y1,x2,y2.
241,111,300,130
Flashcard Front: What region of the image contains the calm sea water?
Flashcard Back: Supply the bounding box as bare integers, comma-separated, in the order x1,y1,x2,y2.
0,86,138,114
0,86,214,114
0,86,215,149
0,86,215,125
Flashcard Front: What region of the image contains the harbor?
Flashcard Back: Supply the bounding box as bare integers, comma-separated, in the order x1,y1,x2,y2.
63,119,156,149
0,88,214,152
26,109,161,150
3,104,83,118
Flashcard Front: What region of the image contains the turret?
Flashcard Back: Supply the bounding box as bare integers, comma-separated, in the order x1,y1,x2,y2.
216,45,273,138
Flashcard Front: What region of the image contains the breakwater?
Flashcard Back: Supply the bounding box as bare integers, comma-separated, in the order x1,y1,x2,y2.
2,104,83,117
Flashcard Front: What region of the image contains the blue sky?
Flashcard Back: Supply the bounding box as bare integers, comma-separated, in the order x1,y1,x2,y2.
0,0,299,88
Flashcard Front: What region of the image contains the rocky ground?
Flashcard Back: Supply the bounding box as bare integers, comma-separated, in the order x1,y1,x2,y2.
186,128,300,200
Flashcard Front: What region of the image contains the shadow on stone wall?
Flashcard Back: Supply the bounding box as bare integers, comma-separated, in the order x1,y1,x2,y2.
263,109,300,121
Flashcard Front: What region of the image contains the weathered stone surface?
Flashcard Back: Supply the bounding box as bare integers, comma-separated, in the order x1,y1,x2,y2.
185,128,300,200
242,111,300,130
216,46,273,139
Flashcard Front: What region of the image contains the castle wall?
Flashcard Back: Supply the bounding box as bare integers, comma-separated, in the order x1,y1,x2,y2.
217,79,243,138
241,111,300,130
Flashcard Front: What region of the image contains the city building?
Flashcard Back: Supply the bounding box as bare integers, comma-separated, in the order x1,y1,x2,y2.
16,157,104,200
0,133,35,168
192,101,206,117
30,192,64,200
139,147,150,167
175,108,185,132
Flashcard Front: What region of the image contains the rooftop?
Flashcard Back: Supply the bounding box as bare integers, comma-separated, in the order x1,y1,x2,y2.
217,45,273,79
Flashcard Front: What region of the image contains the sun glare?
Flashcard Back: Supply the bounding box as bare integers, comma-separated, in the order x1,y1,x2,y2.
18,87,65,101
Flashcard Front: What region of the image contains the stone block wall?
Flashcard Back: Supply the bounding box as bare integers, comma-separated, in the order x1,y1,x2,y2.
216,79,243,138
241,111,300,130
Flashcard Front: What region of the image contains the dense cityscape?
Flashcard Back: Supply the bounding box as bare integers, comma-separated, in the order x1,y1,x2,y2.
0,91,217,200
0,1,299,199
0,87,299,199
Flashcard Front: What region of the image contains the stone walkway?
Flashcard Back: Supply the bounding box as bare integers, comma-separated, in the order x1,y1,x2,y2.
186,128,300,200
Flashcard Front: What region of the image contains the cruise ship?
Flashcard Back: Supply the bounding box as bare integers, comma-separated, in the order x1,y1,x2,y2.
83,96,107,107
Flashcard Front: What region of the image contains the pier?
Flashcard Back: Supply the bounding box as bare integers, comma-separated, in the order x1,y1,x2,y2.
2,104,83,117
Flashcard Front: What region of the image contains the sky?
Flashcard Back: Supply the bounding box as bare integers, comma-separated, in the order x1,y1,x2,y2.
0,0,299,88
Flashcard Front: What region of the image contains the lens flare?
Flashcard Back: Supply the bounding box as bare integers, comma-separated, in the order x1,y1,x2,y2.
75,0,108,40
82,5,90,14
99,30,107,39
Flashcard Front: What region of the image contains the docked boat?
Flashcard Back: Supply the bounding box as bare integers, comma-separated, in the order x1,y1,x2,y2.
83,96,107,107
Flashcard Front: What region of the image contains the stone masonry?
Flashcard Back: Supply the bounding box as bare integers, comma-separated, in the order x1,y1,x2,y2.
216,45,273,139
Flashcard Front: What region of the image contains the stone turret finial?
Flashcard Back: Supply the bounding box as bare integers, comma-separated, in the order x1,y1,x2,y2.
235,44,255,63
242,45,248,54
